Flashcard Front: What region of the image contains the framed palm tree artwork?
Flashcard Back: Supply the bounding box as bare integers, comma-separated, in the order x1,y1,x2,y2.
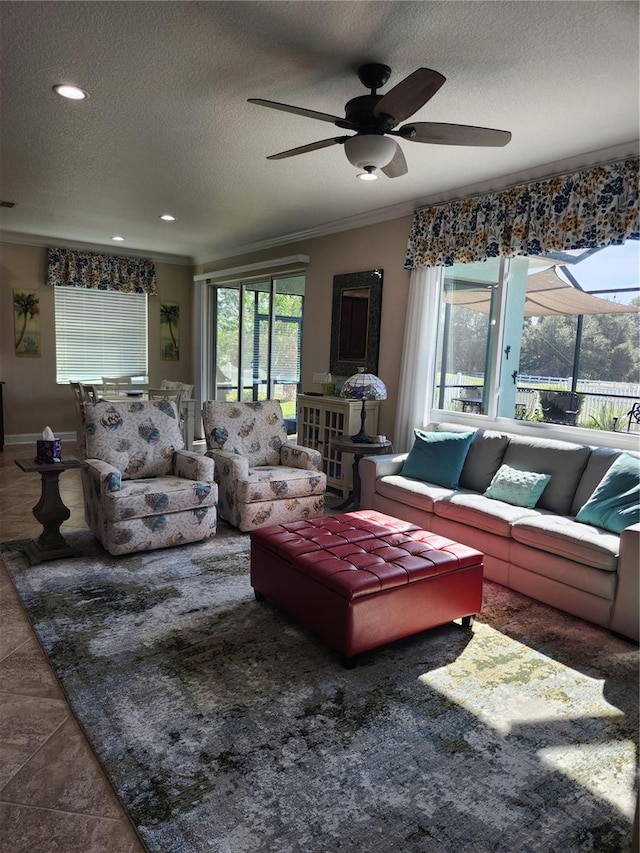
160,301,180,361
13,289,41,357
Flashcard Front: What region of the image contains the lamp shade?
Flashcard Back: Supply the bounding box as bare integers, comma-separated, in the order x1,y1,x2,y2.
340,369,386,443
340,369,387,401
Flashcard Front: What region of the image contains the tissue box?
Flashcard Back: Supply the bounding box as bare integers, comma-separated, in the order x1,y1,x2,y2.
35,439,62,464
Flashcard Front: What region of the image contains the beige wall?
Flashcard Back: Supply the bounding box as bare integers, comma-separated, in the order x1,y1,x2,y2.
0,243,194,439
198,215,413,441
1,215,412,443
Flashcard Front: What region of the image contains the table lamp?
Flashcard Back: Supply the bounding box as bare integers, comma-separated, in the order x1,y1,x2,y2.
340,368,387,443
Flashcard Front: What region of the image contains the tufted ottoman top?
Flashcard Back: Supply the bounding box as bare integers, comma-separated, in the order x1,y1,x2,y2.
250,510,483,601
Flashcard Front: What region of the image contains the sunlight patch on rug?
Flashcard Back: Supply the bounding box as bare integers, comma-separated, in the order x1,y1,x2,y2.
538,742,637,817
419,620,636,818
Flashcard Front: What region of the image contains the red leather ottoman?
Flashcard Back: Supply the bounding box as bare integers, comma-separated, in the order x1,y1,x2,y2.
250,510,483,664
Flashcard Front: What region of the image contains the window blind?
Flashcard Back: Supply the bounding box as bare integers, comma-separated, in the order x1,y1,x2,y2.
55,287,148,383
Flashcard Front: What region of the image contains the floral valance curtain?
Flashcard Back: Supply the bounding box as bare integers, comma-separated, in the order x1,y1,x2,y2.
404,157,639,269
46,247,157,294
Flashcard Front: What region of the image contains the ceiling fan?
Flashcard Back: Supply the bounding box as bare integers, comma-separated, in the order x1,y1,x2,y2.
248,63,511,180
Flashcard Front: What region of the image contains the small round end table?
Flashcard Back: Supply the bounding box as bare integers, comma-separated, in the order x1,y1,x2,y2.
330,435,393,510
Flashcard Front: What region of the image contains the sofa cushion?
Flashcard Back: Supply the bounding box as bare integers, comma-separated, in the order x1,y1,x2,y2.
401,429,475,488
575,452,640,534
376,475,456,514
484,464,551,508
509,541,618,601
501,436,590,515
570,447,624,515
511,514,620,572
459,429,511,493
433,491,540,537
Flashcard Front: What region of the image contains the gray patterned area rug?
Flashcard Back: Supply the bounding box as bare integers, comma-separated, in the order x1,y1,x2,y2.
2,528,638,853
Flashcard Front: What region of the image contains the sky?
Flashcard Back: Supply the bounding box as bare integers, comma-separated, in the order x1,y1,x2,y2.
563,240,640,301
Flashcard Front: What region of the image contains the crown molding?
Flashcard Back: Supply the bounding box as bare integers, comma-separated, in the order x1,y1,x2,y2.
0,230,194,266
194,200,416,266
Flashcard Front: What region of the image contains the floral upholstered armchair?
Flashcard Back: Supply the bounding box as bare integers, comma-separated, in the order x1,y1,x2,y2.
82,400,218,555
201,400,326,532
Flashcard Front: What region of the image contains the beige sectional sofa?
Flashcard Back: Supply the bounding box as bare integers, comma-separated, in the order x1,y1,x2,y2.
359,423,639,642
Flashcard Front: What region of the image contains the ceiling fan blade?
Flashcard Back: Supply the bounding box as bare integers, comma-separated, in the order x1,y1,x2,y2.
248,98,355,128
403,122,512,147
373,68,446,125
381,143,407,178
266,137,348,160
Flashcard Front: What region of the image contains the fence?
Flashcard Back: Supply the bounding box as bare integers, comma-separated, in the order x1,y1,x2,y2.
444,374,640,433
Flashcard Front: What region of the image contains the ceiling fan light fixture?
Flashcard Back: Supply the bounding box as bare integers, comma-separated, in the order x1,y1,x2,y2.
344,134,396,171
357,168,378,181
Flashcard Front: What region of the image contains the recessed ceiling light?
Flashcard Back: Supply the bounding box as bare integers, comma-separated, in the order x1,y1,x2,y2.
159,214,176,221
53,84,90,101
112,235,124,241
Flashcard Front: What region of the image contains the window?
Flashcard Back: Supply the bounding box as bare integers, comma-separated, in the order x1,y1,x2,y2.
433,242,640,434
54,287,148,383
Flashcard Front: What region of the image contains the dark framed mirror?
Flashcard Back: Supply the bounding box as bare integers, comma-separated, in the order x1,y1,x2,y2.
330,269,383,376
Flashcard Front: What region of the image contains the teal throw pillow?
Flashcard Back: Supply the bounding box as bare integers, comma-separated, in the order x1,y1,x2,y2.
401,429,475,489
575,453,640,534
484,464,551,508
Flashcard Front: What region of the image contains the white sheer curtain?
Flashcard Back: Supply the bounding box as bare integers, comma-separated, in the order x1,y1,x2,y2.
394,266,443,453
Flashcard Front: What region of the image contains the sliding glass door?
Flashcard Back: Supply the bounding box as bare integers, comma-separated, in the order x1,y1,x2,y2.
212,274,304,419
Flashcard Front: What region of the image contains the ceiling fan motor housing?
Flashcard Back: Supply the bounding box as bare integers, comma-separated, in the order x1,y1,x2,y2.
344,95,394,132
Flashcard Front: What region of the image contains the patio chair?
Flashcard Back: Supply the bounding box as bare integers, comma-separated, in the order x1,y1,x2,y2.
540,390,582,426
201,399,326,531
81,400,217,555
627,402,640,432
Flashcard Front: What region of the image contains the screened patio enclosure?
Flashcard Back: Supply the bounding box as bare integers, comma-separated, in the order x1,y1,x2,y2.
212,274,304,422
436,245,640,430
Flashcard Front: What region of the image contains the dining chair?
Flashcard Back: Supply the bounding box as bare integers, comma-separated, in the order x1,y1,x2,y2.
69,381,100,456
160,379,194,399
147,387,184,409
101,376,131,396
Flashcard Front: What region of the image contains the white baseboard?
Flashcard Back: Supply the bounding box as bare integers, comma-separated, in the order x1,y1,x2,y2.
5,431,77,446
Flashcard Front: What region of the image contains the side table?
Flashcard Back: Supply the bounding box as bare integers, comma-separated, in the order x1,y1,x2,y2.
330,436,393,510
15,457,86,564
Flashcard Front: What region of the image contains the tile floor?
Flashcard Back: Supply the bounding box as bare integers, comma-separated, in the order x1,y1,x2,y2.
0,443,147,852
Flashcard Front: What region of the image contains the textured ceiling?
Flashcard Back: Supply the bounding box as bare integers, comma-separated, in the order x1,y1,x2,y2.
0,1,638,265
